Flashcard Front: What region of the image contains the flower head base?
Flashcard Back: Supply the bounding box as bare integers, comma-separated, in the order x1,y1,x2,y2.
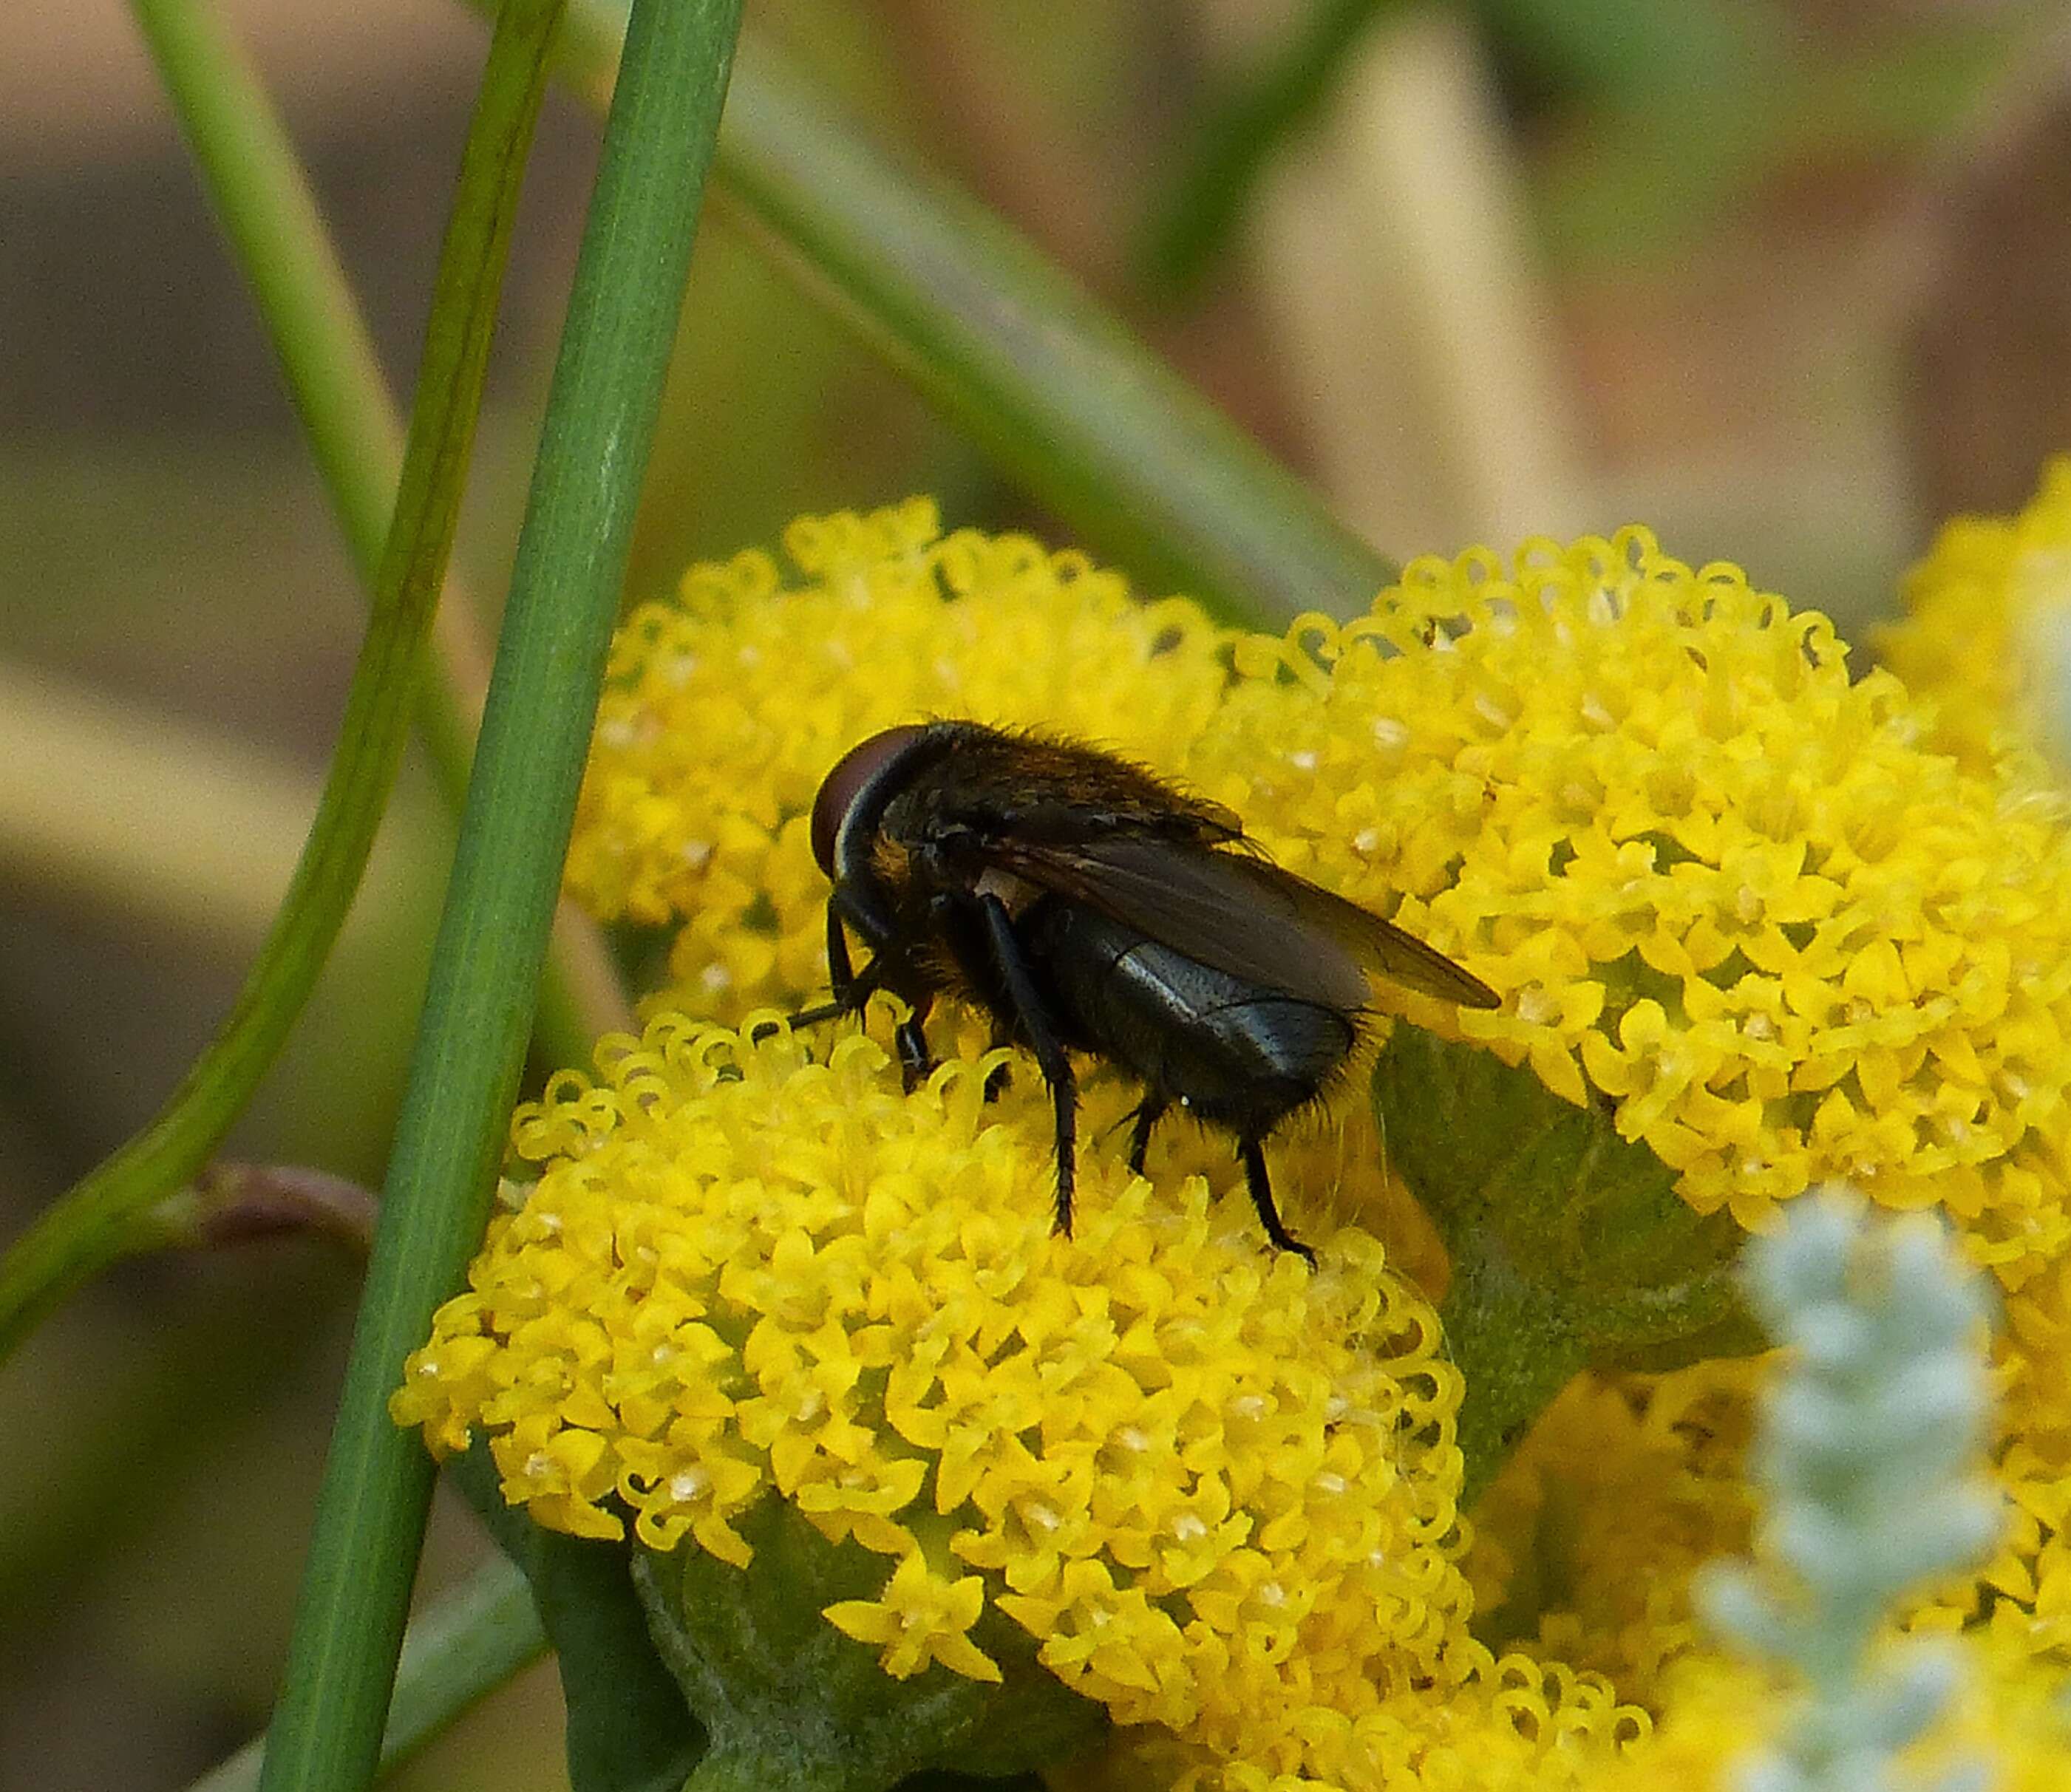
391,1010,1481,1761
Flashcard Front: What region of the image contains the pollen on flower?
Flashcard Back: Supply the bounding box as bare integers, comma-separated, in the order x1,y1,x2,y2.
389,1009,1531,1781
561,498,1234,1022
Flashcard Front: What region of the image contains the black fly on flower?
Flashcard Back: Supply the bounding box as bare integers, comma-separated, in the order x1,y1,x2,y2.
792,720,1499,1260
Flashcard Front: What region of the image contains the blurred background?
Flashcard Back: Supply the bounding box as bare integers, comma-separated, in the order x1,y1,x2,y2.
2,0,2066,1785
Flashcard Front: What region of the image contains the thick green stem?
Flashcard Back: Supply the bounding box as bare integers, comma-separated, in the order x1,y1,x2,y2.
255,1,742,1786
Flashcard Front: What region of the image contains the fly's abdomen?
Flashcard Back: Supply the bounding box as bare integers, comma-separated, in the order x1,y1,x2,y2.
1027,903,1358,1133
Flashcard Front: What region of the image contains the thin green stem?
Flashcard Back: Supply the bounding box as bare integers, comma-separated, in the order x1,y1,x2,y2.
129,0,628,1066
480,0,1394,628
256,1,742,1786
0,0,562,1367
129,0,395,593
188,1557,547,1792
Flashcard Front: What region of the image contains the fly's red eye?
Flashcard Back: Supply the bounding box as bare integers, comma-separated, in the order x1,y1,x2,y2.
811,726,926,875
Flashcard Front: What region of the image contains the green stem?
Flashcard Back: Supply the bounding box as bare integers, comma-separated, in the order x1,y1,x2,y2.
129,0,628,1068
0,0,560,1368
128,0,395,594
188,1557,547,1792
256,1,742,1786
480,0,1394,628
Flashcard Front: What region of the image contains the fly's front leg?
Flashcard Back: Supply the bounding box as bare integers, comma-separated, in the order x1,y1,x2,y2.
975,893,1078,1236
895,995,935,1092
791,893,885,1028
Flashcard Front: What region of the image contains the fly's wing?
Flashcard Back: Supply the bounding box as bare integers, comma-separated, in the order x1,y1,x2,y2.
990,834,1501,1012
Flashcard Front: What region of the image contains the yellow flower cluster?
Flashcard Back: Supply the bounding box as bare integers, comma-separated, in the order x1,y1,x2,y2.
1186,531,2071,1287
1879,456,2071,772
565,498,1230,1021
393,1014,1633,1785
571,508,2071,1299
507,502,2071,1784
1462,1362,1761,1707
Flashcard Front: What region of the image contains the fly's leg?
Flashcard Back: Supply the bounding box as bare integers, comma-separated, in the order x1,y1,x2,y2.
976,893,1078,1237
791,900,871,1028
1126,1095,1171,1176
895,995,935,1093
1239,1137,1316,1265
793,892,909,1030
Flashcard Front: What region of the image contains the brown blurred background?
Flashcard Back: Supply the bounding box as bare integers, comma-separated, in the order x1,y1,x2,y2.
2,0,2066,1785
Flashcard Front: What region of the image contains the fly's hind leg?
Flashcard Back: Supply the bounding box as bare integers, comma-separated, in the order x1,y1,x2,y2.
1238,1137,1316,1265
975,893,1078,1236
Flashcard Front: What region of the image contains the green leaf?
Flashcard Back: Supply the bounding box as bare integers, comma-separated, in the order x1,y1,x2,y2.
1373,1026,1763,1505
449,1448,704,1792
255,0,745,1786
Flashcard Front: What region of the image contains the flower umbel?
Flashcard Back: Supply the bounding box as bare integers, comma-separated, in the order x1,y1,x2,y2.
392,1011,1514,1782
1880,455,2071,774
1191,530,2071,1288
